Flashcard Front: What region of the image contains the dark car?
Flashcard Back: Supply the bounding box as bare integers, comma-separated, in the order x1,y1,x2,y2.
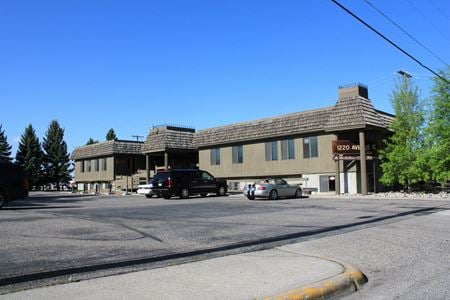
0,162,29,208
151,169,228,199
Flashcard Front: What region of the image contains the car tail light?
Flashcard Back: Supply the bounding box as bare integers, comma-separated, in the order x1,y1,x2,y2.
258,186,266,190
168,177,172,188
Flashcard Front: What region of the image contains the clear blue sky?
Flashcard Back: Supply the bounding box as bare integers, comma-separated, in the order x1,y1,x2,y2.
1,0,449,156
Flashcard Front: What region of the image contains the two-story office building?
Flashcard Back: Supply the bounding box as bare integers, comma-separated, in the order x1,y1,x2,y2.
71,140,145,193
193,84,393,194
73,84,394,194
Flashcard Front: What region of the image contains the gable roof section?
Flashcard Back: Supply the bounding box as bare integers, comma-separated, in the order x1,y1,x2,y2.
195,107,333,148
142,126,196,153
71,140,143,160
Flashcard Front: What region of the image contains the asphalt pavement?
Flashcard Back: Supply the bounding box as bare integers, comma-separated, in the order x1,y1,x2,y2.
1,192,449,299
1,244,367,300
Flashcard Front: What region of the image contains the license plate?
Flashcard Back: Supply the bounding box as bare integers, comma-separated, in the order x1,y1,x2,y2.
158,183,162,187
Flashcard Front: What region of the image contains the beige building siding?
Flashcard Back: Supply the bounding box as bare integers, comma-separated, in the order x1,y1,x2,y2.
74,157,115,183
199,134,336,179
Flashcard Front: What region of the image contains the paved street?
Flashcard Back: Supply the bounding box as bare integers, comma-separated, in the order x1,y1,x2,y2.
1,192,449,297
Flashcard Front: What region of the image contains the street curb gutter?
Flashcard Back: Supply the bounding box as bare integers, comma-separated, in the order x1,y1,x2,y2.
264,263,368,300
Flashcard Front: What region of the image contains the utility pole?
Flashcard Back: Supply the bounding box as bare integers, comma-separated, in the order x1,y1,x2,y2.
397,70,412,78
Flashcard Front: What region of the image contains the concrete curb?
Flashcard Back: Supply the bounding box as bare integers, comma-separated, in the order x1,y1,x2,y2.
264,256,368,300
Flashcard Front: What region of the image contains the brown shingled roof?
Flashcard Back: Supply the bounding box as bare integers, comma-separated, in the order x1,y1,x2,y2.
71,140,143,160
194,107,333,148
324,96,394,131
195,96,393,148
72,94,394,156
142,126,196,154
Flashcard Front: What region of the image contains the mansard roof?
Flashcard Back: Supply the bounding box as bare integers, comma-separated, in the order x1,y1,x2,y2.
324,96,394,131
72,86,395,154
194,107,333,148
195,95,394,148
71,140,143,160
142,125,196,154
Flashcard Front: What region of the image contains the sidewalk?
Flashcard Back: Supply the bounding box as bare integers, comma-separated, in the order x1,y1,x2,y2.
2,244,367,300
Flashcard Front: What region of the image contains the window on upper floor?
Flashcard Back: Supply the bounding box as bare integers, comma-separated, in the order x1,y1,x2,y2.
87,160,91,172
102,158,107,171
265,141,278,161
210,148,221,165
232,145,243,164
303,136,318,158
80,161,85,173
281,139,295,160
94,159,99,172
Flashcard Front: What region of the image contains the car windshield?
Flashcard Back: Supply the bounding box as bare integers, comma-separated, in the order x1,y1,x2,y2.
275,179,287,185
257,179,274,184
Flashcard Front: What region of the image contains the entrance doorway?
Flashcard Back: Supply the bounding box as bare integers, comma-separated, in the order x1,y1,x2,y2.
320,175,336,192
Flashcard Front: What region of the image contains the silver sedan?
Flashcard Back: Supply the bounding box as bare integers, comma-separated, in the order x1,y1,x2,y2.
243,178,302,200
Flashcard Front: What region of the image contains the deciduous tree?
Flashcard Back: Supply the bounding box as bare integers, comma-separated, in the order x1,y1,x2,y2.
426,68,450,186
380,75,425,191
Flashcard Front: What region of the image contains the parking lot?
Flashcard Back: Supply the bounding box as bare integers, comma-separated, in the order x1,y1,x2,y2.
1,192,449,292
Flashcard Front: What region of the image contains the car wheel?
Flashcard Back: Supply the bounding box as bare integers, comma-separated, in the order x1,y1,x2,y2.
295,188,302,198
268,189,278,200
180,187,190,199
163,194,171,200
217,186,227,196
200,193,208,197
0,190,7,209
145,194,153,198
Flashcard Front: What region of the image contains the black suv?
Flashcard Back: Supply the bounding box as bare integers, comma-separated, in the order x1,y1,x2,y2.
0,162,29,209
151,169,228,199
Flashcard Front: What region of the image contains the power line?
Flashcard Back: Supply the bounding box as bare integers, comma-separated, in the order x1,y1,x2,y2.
405,0,450,43
330,0,450,84
364,0,448,67
430,0,450,22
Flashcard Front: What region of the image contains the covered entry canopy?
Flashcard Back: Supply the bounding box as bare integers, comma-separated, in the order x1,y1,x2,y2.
142,125,198,180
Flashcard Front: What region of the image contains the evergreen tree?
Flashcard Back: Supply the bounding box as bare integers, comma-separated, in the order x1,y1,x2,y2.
15,124,44,188
86,138,99,145
0,124,12,162
42,120,72,190
106,128,118,141
380,75,425,191
426,68,450,185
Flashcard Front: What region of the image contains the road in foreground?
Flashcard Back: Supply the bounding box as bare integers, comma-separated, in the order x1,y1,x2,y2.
0,192,449,295
284,206,450,299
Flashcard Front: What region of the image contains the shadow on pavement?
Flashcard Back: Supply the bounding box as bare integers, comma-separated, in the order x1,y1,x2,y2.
0,205,445,289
